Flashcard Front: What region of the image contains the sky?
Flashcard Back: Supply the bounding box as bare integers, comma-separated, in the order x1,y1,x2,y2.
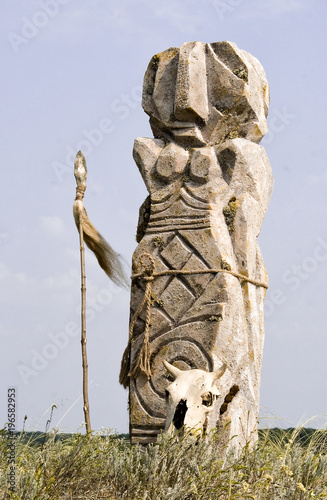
1,0,327,434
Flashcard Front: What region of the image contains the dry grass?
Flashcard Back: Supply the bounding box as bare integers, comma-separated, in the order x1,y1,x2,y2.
1,426,327,499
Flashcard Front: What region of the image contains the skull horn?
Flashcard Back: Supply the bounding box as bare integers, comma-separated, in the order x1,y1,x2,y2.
163,360,182,380
213,363,227,380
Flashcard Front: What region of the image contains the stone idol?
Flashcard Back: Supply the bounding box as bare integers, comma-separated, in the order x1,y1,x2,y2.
120,41,273,450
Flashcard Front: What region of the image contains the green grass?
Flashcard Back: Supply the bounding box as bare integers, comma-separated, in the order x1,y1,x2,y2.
1,427,327,499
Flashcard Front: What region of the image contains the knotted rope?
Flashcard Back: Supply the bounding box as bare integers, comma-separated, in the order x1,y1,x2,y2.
119,252,268,388
75,184,86,201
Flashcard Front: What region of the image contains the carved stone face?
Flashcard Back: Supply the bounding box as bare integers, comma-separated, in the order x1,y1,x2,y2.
142,41,269,147
163,360,227,436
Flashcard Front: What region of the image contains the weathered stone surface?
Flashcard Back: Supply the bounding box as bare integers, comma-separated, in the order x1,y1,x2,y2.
127,41,273,451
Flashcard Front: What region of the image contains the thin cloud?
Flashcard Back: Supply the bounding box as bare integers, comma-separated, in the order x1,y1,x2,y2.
39,215,66,238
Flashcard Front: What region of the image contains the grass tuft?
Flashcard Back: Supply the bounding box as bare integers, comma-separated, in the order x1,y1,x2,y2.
1,426,327,498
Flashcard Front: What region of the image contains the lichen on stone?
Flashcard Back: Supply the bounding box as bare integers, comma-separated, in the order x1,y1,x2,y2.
223,196,238,233
226,130,240,140
151,54,160,72
153,235,163,248
233,67,248,83
150,292,164,308
221,260,231,271
208,314,222,322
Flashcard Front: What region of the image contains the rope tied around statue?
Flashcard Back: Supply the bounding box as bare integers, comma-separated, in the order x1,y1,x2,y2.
119,252,268,388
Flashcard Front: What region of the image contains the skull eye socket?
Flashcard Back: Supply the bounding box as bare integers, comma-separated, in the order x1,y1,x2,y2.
201,391,214,407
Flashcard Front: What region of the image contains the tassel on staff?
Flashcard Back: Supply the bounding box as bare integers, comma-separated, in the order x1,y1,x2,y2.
73,151,128,289
73,150,128,433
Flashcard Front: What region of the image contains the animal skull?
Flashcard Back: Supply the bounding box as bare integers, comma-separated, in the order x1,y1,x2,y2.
163,361,227,436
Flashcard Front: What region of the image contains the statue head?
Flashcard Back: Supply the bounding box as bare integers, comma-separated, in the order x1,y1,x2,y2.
142,41,269,147
163,360,227,436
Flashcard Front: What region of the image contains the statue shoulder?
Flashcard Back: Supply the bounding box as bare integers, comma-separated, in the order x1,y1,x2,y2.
133,137,165,171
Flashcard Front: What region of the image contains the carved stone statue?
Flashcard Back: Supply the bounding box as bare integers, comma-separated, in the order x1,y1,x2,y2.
121,41,273,451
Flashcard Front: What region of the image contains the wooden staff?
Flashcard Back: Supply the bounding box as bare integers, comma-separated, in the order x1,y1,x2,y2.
73,151,91,433
73,151,128,433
